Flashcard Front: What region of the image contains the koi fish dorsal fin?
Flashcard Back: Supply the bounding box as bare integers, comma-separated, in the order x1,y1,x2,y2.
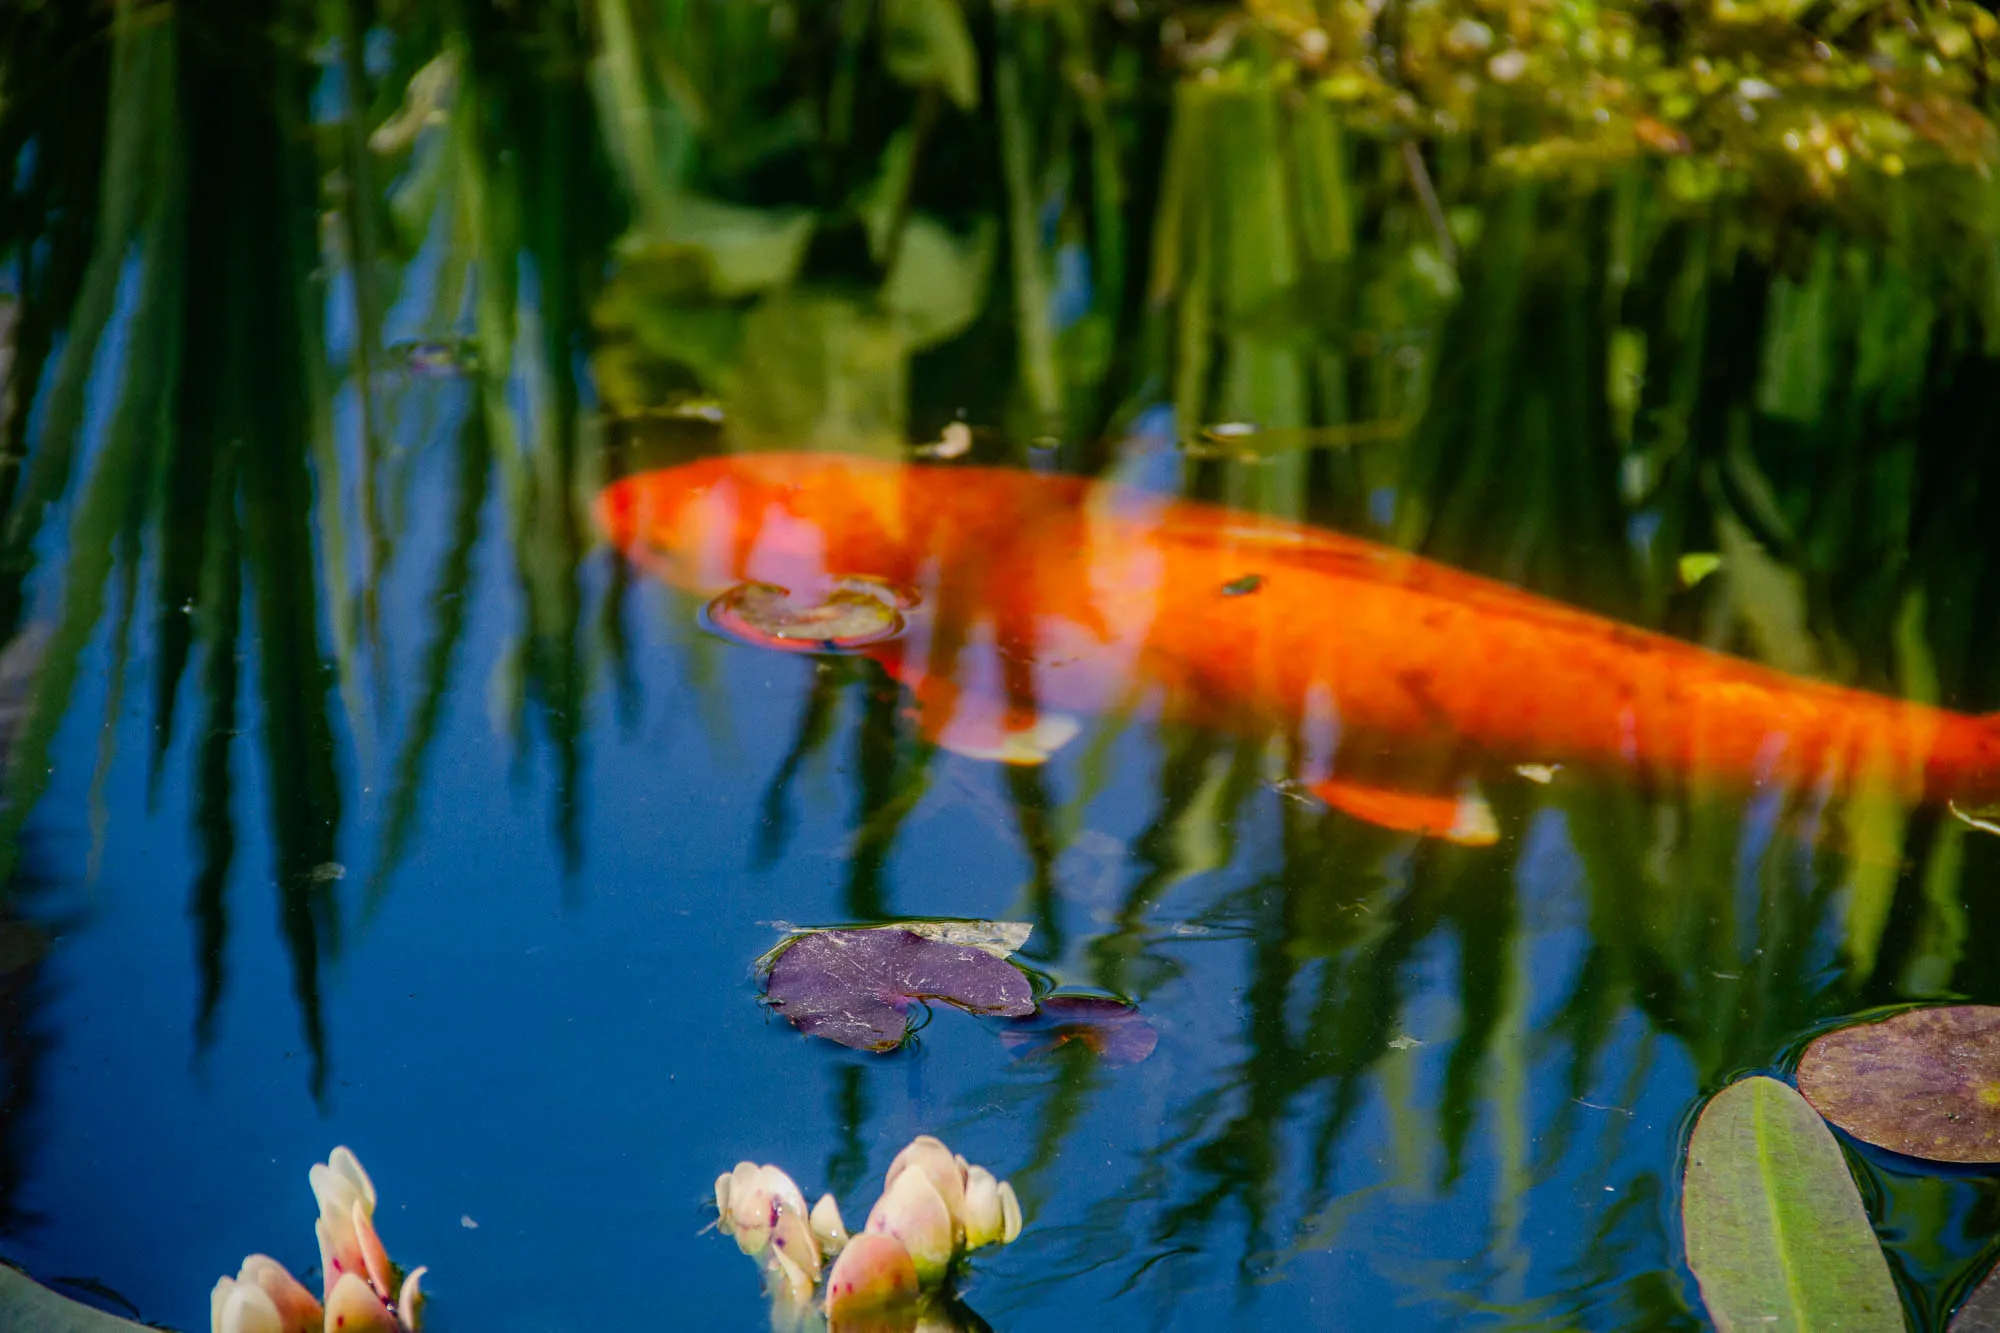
1307,777,1499,847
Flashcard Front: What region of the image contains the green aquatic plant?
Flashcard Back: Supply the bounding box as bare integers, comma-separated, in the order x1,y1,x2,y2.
1682,1076,1902,1331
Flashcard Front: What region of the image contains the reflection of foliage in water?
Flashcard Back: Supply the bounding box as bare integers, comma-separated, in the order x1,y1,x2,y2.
7,0,2000,1320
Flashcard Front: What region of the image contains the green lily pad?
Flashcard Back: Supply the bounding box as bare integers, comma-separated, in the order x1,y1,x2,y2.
0,1265,152,1332
1797,1006,2000,1163
1681,1075,1904,1333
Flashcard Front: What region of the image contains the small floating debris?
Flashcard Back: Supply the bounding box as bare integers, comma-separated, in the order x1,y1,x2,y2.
1220,573,1264,597
1949,800,2000,838
915,421,974,460
1513,763,1560,785
1181,418,1408,461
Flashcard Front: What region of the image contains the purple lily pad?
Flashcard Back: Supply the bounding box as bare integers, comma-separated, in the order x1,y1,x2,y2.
764,928,1035,1052
1796,1005,2000,1163
1000,995,1157,1066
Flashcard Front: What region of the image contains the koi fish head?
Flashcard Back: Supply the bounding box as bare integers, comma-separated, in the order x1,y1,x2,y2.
593,452,916,597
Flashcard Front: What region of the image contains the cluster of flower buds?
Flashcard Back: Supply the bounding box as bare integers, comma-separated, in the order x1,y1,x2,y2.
210,1148,426,1333
715,1135,1022,1323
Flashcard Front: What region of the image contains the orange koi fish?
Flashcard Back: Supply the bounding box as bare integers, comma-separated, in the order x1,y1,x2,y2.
594,452,2000,846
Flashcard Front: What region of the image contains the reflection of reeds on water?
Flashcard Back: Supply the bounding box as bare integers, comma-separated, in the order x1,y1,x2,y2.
7,0,2000,1314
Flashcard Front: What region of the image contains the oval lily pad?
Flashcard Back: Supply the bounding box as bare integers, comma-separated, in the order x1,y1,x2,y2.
1797,1006,2000,1163
764,927,1035,1052
999,996,1157,1066
1681,1075,1903,1333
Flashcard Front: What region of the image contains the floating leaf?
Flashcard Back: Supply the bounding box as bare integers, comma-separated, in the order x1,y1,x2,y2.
0,1266,151,1332
999,995,1157,1066
1797,1006,2000,1163
1681,1076,1903,1332
763,926,1035,1051
706,580,910,654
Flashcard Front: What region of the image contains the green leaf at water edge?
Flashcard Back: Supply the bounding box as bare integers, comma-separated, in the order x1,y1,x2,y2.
1681,1075,1904,1333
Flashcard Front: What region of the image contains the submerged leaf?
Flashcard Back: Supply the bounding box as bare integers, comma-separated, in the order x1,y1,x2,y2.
764,927,1035,1051
1797,1006,2000,1163
999,995,1158,1065
1681,1076,1902,1332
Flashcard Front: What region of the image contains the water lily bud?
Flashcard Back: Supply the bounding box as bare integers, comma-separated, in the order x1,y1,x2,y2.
811,1193,849,1254
397,1266,427,1333
959,1166,1004,1250
312,1152,388,1300
725,1162,773,1255
997,1181,1022,1244
865,1166,955,1286
766,1238,817,1306
770,1195,823,1283
353,1200,396,1294
325,1271,400,1333
236,1255,322,1333
824,1233,921,1316
310,1149,375,1232
713,1173,736,1235
212,1278,283,1333
883,1136,966,1235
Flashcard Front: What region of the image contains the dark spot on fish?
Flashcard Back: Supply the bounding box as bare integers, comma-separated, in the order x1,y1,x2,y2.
1222,574,1264,597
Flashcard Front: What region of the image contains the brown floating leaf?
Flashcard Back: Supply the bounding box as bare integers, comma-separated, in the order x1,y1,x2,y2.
1797,1006,2000,1163
763,927,1036,1052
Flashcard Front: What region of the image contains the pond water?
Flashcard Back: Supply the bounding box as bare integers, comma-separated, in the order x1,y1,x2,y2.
8,4,2000,1331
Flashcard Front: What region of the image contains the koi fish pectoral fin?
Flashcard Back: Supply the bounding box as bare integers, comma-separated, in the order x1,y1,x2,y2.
904,692,1084,766
932,710,1083,766
1304,776,1499,847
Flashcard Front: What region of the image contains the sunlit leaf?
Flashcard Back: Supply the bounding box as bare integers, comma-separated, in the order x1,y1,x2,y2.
762,925,1036,1052
1797,1007,2000,1163
1681,1075,1902,1332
